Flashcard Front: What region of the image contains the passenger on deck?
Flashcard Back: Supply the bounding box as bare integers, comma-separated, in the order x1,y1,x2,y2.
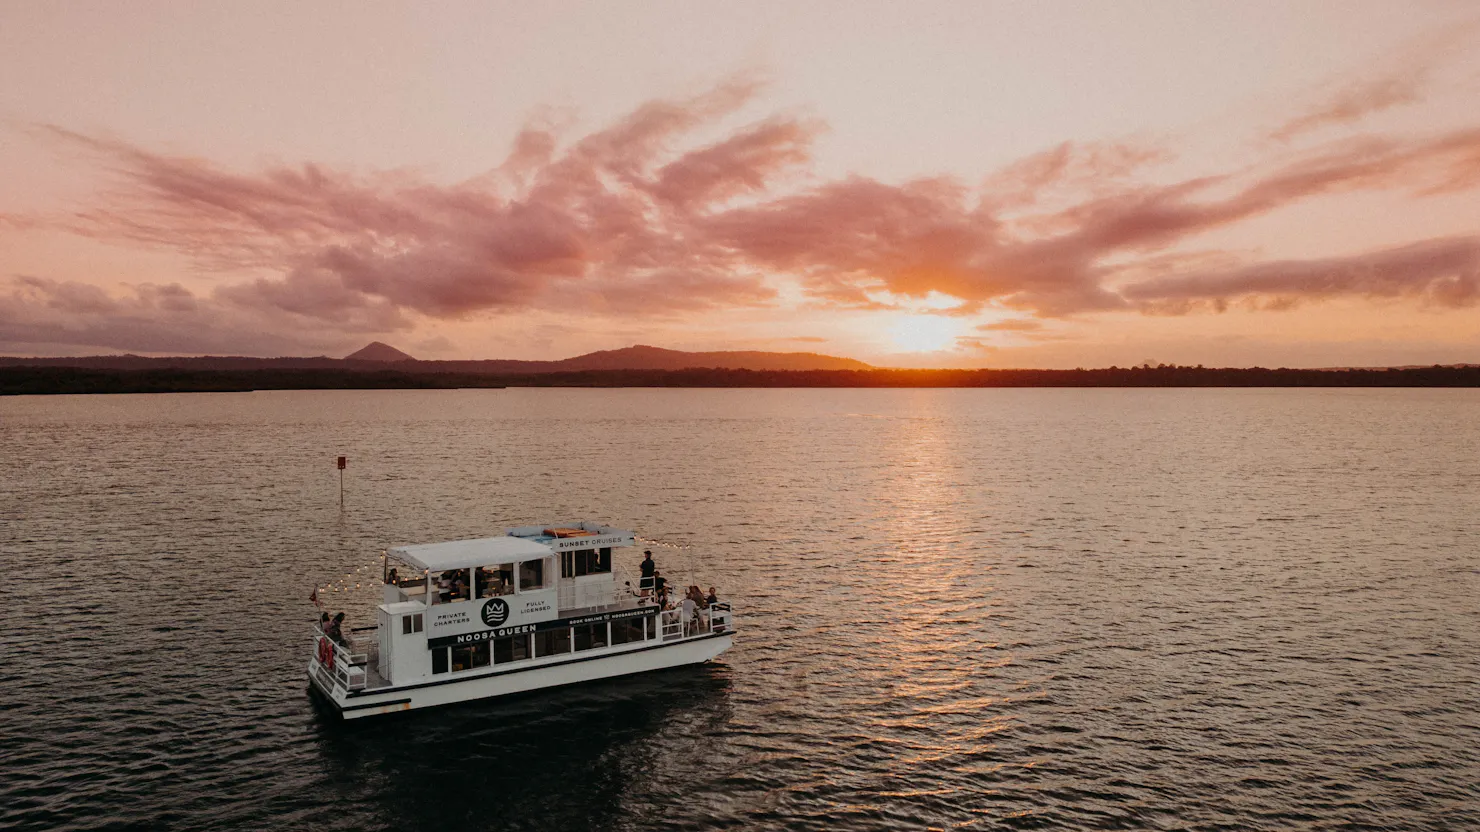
386,568,399,586
652,570,667,606
326,612,347,646
478,567,505,597
639,551,655,597
680,595,697,635
706,587,718,607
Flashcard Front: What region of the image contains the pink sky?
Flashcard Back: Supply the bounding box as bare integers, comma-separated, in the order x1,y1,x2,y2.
3,1,1479,367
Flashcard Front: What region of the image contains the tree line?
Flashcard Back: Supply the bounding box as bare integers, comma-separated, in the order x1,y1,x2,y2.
5,364,1480,394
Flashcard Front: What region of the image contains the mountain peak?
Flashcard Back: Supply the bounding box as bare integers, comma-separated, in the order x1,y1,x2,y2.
345,341,415,362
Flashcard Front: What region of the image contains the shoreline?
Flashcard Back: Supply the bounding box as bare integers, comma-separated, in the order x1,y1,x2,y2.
5,365,1480,394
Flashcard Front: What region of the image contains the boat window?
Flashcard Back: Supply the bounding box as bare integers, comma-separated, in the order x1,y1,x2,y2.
451,644,474,672
493,633,530,664
450,642,489,672
573,623,608,651
519,559,546,592
561,549,612,578
401,613,423,635
477,564,515,598
432,647,449,675
610,616,647,645
534,627,570,657
430,569,470,605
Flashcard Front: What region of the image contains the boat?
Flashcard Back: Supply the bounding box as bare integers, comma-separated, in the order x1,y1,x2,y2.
306,521,734,719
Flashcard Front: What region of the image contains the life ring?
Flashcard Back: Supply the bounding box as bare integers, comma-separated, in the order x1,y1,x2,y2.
318,636,334,666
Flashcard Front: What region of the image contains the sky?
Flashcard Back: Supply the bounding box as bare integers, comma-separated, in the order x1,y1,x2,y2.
2,1,1479,368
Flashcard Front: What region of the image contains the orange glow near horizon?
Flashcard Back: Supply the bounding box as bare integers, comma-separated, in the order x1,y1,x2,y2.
888,315,965,354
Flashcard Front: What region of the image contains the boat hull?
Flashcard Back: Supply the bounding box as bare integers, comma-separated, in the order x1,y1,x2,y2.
309,632,732,719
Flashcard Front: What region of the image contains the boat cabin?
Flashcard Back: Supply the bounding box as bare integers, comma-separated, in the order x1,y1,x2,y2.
371,522,665,685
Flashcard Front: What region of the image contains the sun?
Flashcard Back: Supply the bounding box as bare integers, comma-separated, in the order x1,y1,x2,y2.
887,315,961,353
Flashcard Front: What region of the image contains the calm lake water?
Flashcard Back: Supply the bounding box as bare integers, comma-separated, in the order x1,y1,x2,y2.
2,388,1478,831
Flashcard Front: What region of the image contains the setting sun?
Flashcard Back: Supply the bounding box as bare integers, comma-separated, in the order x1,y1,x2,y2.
887,315,962,353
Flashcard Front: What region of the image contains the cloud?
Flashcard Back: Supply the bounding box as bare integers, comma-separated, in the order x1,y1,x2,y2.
980,140,1170,212
1268,21,1479,142
700,127,1480,316
0,275,364,355
9,76,1480,355
1271,73,1426,142
30,80,791,331
1121,236,1480,313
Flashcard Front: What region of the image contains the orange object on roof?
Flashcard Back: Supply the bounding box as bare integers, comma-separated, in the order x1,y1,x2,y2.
544,527,595,538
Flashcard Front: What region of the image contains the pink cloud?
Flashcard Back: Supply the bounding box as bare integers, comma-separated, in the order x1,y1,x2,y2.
1271,73,1426,142
1121,236,1480,313
0,276,360,354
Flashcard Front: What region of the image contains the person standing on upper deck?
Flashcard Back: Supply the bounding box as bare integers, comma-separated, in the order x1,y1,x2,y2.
653,570,669,608
639,550,656,598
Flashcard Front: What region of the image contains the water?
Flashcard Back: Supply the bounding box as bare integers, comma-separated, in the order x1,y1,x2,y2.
2,388,1478,831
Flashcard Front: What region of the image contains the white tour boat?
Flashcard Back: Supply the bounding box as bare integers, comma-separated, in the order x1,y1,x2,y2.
307,522,734,719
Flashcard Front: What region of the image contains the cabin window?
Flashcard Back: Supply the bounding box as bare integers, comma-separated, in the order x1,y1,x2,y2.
561,548,612,578
493,633,530,664
573,623,608,651
610,616,647,645
401,613,423,635
477,564,515,598
431,569,470,604
432,647,449,675
534,627,570,657
461,642,490,671
519,559,546,591
451,644,476,672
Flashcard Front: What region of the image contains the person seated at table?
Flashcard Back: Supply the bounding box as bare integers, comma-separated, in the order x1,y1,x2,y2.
705,586,718,607
680,596,697,635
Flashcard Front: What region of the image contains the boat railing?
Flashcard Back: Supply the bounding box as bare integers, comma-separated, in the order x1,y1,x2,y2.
312,624,368,692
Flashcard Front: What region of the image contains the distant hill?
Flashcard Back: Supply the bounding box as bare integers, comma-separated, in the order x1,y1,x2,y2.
552,345,870,371
0,344,872,373
345,341,415,362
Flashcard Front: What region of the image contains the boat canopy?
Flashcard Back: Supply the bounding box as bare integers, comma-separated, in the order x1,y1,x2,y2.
389,536,551,572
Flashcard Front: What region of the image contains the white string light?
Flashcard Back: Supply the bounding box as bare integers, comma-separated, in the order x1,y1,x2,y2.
636,536,699,551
